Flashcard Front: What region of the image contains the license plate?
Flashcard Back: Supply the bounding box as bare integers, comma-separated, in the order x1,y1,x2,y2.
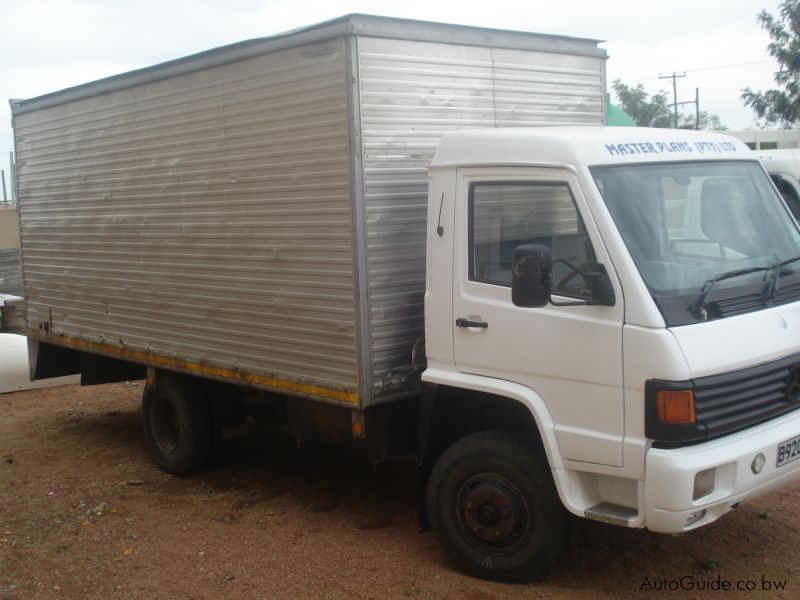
777,434,800,468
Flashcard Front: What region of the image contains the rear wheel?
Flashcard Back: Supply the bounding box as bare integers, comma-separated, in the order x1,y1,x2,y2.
427,431,570,582
142,375,212,475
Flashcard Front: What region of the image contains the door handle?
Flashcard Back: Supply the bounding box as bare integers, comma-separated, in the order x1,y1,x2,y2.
456,318,488,329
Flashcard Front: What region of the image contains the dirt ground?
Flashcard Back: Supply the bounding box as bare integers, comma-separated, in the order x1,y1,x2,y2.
1,382,799,599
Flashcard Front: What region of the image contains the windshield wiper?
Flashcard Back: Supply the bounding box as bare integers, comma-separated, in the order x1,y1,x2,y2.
765,255,800,301
688,256,800,319
688,266,772,319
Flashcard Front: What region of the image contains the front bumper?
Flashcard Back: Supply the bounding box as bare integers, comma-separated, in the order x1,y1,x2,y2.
644,408,800,533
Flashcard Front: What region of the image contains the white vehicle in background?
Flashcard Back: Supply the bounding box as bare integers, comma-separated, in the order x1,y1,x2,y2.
757,149,800,221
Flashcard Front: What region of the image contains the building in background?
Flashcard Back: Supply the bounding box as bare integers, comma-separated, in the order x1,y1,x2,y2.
607,94,636,127
726,129,800,150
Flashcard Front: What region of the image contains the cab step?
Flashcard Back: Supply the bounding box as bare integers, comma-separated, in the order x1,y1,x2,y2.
584,502,638,526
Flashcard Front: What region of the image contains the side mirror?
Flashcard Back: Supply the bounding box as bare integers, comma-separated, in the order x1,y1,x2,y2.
512,244,552,307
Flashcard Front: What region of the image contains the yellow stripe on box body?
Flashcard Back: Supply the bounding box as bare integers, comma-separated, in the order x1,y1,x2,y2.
28,330,359,405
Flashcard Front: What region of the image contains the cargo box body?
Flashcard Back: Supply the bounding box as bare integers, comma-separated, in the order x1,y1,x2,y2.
10,15,606,409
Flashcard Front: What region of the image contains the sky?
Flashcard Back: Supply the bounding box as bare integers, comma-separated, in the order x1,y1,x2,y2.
0,0,786,194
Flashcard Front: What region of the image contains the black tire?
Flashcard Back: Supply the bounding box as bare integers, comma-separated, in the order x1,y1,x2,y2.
427,431,570,582
141,375,212,475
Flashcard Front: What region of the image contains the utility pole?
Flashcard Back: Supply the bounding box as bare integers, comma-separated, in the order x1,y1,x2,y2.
9,152,16,205
658,74,702,129
659,72,686,128
674,87,701,130
694,88,700,130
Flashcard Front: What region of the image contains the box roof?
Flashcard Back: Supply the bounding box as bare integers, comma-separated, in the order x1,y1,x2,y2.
10,14,605,116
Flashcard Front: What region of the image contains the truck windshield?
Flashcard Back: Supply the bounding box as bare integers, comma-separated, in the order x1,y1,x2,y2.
590,161,800,326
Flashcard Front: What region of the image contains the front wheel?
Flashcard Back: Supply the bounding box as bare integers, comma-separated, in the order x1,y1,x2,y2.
427,431,570,582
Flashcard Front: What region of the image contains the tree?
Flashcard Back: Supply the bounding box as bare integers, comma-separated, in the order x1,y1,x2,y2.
612,80,726,130
612,81,673,127
699,112,727,131
741,0,800,126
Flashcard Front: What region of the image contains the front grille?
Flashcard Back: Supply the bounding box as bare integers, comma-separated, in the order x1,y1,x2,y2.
646,352,800,445
693,354,800,438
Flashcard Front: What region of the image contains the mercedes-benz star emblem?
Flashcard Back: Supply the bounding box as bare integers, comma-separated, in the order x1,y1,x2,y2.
786,365,800,403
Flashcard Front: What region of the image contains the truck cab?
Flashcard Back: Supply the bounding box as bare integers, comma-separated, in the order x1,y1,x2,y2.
420,127,800,581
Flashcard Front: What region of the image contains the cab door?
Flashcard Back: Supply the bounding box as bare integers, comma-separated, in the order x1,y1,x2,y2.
452,167,625,466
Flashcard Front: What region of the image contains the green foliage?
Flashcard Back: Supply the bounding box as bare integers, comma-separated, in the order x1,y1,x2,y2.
701,557,723,571
612,81,674,127
612,80,725,130
741,0,800,125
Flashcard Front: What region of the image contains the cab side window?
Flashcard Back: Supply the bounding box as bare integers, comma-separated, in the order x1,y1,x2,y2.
470,182,597,299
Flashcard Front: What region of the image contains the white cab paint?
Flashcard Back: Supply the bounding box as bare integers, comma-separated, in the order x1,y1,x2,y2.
451,167,625,466
425,127,800,530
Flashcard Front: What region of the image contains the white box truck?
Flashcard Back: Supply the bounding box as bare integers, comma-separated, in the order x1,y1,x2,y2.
9,15,800,583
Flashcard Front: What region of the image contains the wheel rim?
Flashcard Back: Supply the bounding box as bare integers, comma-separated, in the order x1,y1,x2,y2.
456,472,531,554
150,392,180,454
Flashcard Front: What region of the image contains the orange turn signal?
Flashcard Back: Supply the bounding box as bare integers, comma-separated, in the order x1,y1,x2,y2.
351,414,365,439
656,390,695,424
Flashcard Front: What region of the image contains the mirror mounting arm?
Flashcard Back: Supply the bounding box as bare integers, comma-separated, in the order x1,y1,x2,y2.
550,298,597,307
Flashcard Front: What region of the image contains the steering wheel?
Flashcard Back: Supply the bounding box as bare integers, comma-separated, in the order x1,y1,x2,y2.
555,261,595,295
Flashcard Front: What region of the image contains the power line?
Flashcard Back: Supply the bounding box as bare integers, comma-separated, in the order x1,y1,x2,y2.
684,59,774,73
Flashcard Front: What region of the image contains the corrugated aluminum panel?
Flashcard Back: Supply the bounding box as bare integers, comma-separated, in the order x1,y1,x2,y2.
14,39,360,402
0,249,22,296
357,36,605,402
12,17,606,408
